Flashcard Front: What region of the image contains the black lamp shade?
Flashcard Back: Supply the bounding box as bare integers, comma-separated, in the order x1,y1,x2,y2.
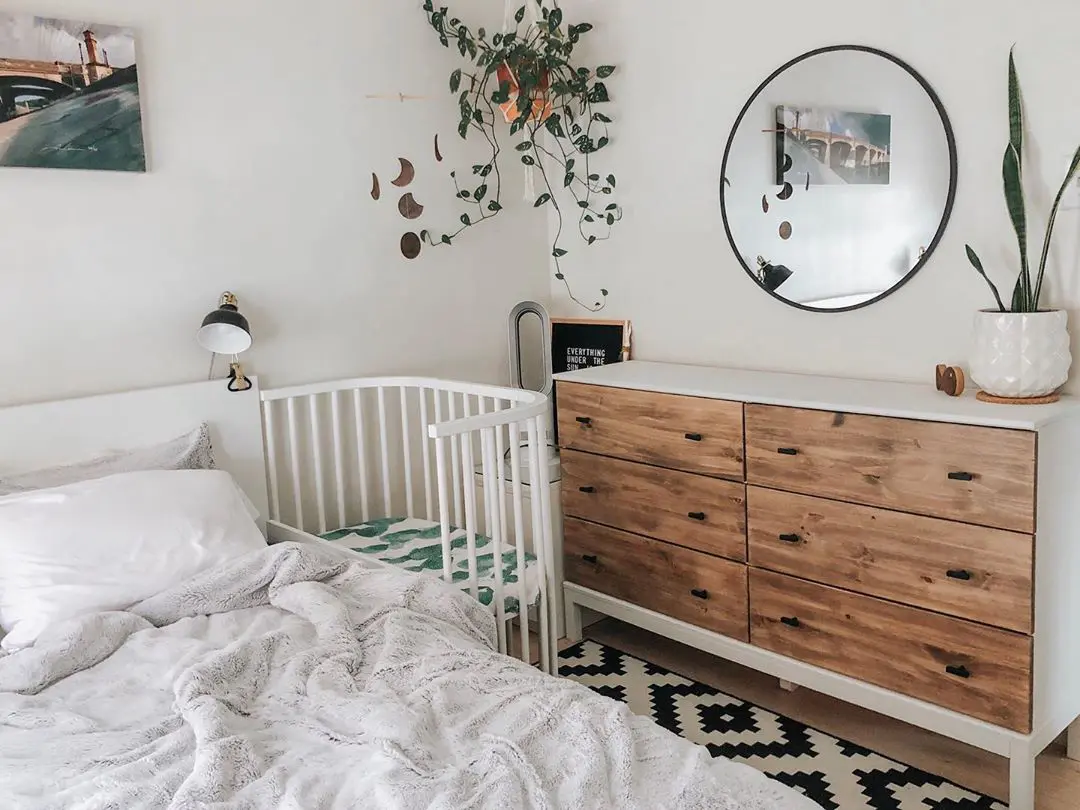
760,262,793,292
197,296,252,355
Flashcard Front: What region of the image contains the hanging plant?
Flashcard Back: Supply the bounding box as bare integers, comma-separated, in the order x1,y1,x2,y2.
420,0,621,311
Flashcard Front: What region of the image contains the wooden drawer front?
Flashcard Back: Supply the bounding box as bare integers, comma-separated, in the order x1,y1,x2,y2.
561,449,747,562
749,568,1032,732
556,382,744,480
747,487,1034,633
564,517,749,641
744,404,1036,533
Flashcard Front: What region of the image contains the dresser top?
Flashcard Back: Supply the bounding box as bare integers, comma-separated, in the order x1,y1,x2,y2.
553,360,1080,430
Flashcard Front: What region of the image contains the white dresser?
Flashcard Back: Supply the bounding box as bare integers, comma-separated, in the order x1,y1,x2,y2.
554,359,1080,810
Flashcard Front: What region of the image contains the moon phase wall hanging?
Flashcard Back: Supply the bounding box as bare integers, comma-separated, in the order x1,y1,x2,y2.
719,45,958,312
371,152,431,259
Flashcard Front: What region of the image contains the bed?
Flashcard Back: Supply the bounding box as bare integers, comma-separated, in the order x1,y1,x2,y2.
0,376,818,810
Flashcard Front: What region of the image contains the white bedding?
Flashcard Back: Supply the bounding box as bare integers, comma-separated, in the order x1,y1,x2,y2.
0,542,815,810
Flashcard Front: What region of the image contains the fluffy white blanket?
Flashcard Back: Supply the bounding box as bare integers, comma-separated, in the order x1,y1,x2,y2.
0,542,815,810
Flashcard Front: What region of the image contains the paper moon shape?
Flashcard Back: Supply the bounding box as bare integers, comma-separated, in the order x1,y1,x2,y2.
371,173,380,200
398,193,424,219
391,158,415,187
400,232,421,259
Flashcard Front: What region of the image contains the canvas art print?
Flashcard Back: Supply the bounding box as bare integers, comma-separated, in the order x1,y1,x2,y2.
0,14,144,172
775,105,891,186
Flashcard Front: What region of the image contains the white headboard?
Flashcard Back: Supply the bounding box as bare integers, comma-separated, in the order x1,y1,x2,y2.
0,378,270,532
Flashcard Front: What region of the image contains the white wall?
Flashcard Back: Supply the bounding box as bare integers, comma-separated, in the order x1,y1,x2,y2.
0,0,550,408
551,0,1080,390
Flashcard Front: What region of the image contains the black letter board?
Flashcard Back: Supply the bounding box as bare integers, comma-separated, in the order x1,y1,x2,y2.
551,318,632,375
550,318,632,446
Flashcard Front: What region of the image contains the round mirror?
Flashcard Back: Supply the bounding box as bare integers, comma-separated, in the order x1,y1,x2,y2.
720,45,957,312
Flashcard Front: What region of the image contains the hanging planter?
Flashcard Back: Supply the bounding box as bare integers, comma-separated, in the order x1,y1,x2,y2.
419,0,621,312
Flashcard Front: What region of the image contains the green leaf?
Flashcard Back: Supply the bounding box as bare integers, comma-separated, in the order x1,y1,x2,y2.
571,23,594,35
965,245,1006,312
606,174,616,188
1033,143,1080,307
548,8,563,31
596,65,616,79
514,5,525,23
478,26,486,39
600,288,609,296
1008,47,1023,166
450,69,462,93
515,141,533,152
534,193,551,207
566,158,576,173
480,164,493,177
588,235,597,245
461,213,472,226
605,203,618,211
597,136,610,149
606,213,615,225
592,112,612,123
472,164,484,174
521,154,535,166
473,108,483,123
588,82,610,103
564,172,574,188
555,272,565,280
1003,143,1030,310
577,201,589,209
553,247,568,257
441,234,452,245
458,119,469,139
588,173,599,181
475,184,488,201
510,119,525,136
545,115,566,137
584,214,595,223
493,33,503,45
487,200,503,212
571,124,583,137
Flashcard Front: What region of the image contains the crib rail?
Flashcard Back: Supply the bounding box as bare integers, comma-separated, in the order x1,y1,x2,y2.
260,376,557,674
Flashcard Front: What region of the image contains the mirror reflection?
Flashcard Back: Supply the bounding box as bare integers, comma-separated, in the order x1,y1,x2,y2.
720,46,957,311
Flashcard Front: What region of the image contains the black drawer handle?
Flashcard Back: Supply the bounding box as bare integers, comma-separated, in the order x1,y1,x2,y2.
946,569,972,581
578,486,596,494
688,511,706,521
948,471,974,481
685,432,703,442
780,616,800,628
779,533,802,544
777,447,799,456
690,588,709,600
575,416,593,426
945,664,971,679
581,554,598,565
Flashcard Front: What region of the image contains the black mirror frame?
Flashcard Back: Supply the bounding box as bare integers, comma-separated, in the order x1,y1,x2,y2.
719,44,959,314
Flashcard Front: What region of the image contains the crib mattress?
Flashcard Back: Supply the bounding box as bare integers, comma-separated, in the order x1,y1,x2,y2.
319,517,540,616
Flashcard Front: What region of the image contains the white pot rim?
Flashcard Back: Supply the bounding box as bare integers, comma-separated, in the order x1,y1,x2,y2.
976,308,1066,315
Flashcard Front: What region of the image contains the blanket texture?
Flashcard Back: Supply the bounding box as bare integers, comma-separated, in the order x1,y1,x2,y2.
0,542,815,810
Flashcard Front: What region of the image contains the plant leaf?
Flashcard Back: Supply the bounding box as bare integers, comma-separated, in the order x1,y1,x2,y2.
475,184,488,201
1033,143,1080,307
487,200,503,212
606,174,616,188
548,7,563,32
441,234,451,245
588,235,597,244
564,172,574,188
1008,47,1023,166
553,247,568,258
534,193,551,207
449,69,462,93
461,213,471,226
1003,143,1030,310
515,141,533,152
596,65,616,79
514,5,525,23
600,288,609,296
966,245,1006,312
521,154,535,166
593,112,612,123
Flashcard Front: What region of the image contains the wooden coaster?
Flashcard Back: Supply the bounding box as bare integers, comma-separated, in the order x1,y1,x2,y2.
976,390,1061,405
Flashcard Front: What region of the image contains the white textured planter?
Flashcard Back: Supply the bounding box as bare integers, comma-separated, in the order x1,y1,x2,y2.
969,310,1072,398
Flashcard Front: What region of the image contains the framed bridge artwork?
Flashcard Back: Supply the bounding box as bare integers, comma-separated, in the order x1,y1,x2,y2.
774,105,891,186
0,14,145,172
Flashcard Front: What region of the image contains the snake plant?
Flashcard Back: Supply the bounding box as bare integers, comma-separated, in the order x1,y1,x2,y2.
966,48,1080,312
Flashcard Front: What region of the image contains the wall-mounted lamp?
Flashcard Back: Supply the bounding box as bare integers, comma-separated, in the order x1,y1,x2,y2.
197,291,253,392
755,256,793,293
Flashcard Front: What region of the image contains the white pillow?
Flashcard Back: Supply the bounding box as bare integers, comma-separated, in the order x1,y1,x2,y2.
0,424,215,497
0,469,267,651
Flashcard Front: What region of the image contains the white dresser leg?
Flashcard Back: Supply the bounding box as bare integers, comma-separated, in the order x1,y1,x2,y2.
564,590,583,643
1068,717,1080,762
1008,750,1036,810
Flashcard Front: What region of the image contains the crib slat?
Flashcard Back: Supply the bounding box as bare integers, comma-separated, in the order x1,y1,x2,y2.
286,397,304,532
434,435,453,582
330,391,346,528
377,387,392,517
400,386,415,518
419,389,434,522
448,393,462,529
353,389,370,522
507,421,530,665
309,394,327,534
460,417,479,601
527,417,552,675
263,401,281,522
481,427,507,655
494,401,509,567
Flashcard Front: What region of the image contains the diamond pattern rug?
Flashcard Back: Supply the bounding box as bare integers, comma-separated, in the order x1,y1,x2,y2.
558,640,1007,809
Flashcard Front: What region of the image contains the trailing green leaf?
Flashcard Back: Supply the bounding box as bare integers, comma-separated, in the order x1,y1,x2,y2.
534,193,551,207
596,65,616,79
450,69,462,93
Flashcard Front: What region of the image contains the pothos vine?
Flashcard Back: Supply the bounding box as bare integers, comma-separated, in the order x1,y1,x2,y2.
420,0,621,311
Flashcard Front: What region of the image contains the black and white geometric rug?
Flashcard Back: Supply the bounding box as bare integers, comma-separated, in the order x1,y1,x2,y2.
559,640,1007,809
